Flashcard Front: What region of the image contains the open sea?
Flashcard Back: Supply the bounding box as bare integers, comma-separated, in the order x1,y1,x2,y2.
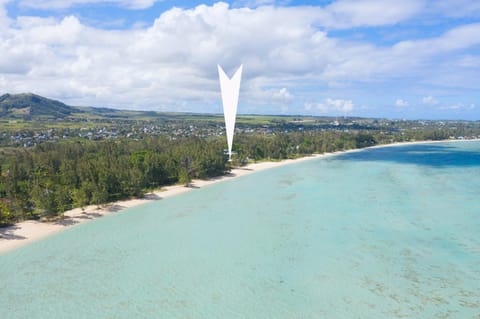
1,141,479,318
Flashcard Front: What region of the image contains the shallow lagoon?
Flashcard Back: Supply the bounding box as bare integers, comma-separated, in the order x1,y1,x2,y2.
1,141,479,318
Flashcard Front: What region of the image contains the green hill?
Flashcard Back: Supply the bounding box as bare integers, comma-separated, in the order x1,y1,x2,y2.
0,93,167,121
0,93,80,119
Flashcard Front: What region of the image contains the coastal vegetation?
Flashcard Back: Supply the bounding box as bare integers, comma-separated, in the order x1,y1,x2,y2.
1,93,480,226
0,129,476,226
0,137,227,224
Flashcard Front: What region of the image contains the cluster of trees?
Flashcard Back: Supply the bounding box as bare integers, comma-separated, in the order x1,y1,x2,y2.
234,131,377,161
0,130,398,225
0,137,227,225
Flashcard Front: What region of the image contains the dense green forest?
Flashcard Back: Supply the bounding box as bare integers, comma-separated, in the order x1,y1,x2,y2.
0,126,478,226
0,137,225,225
0,131,382,225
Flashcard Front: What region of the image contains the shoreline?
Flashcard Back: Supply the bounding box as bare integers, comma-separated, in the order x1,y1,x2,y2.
1,138,478,254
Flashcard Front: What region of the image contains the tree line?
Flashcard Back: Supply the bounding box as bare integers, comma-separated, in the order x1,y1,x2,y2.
0,136,228,225
0,128,454,225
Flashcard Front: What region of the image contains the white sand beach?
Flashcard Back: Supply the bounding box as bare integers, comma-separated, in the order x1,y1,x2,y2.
0,153,330,254
1,138,477,254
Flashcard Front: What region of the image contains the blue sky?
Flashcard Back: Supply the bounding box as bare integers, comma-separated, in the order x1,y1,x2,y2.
1,0,480,120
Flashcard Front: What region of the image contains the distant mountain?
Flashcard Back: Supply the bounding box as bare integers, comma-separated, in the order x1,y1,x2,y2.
0,93,171,121
0,93,81,119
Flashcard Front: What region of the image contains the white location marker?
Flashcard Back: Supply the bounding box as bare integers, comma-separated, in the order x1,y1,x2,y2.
218,64,243,161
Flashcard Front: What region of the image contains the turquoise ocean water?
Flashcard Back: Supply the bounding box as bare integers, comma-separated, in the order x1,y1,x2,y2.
1,141,479,318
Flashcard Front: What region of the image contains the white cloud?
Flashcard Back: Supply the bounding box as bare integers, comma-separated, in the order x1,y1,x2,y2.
11,0,427,26
235,0,277,8
238,0,423,29
393,23,480,56
0,2,340,109
0,0,10,29
17,0,160,10
428,0,480,18
458,55,480,68
422,96,438,105
242,77,294,112
395,99,409,107
440,104,462,110
436,23,480,52
306,98,354,114
320,0,424,29
0,1,478,115
439,103,476,111
270,87,293,102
